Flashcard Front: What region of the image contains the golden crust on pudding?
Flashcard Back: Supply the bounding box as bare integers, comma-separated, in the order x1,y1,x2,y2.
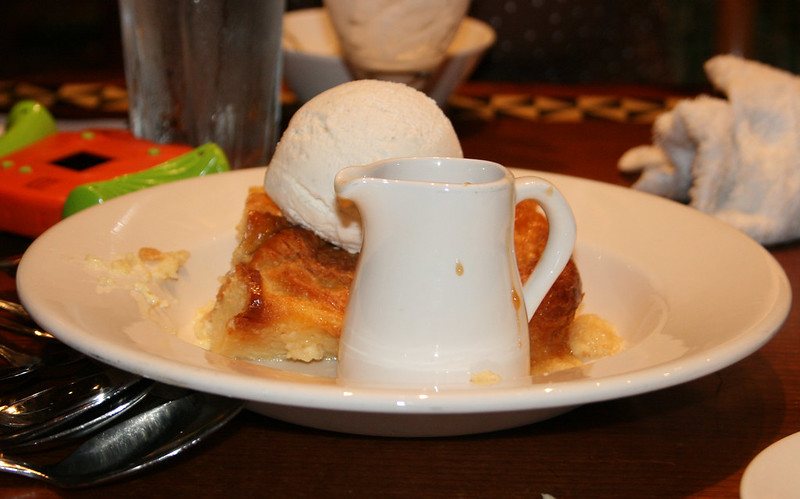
204,188,356,362
201,188,604,372
514,199,585,374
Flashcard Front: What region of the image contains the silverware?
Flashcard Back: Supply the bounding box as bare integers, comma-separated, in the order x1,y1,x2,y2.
0,296,78,382
0,377,155,451
0,364,143,431
0,289,245,487
0,298,28,320
0,300,54,340
0,342,40,373
0,390,245,488
0,254,21,276
0,340,85,382
0,299,151,445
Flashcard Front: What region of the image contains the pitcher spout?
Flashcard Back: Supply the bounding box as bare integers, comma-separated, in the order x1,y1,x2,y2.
334,164,375,201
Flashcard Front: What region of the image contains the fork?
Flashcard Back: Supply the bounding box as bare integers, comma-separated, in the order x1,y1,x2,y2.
0,299,150,449
0,254,21,276
0,377,155,451
0,363,144,430
0,340,85,382
0,298,27,320
0,300,53,340
0,297,78,382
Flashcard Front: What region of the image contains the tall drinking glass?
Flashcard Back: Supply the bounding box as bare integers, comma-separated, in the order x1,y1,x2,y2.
119,0,285,169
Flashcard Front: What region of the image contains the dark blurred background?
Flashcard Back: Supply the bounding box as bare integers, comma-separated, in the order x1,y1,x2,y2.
0,0,798,88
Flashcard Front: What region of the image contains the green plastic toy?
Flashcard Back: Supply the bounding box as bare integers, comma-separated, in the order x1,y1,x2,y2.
62,142,230,217
0,100,58,157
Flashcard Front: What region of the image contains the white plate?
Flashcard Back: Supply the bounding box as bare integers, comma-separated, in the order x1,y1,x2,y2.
17,167,791,437
741,432,800,498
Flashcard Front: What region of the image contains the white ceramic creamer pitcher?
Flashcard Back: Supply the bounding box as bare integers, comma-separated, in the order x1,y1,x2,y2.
333,157,576,389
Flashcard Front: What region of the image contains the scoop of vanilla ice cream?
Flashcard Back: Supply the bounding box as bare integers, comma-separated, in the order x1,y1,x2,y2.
264,79,463,252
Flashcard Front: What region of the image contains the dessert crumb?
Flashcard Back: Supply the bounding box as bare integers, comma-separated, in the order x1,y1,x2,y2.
470,370,502,386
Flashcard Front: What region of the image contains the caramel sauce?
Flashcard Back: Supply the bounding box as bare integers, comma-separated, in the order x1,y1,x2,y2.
511,287,521,310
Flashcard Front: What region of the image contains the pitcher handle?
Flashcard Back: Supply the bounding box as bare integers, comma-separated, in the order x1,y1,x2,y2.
514,176,577,322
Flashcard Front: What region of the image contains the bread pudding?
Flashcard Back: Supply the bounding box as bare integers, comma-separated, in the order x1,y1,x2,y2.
198,188,613,374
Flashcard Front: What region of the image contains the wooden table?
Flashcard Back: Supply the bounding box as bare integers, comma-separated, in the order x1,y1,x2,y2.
1,83,797,498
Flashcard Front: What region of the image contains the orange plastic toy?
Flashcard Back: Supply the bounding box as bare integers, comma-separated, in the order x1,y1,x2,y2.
0,103,193,237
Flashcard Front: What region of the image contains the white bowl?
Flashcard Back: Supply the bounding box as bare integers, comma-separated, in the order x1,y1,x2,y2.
282,8,496,106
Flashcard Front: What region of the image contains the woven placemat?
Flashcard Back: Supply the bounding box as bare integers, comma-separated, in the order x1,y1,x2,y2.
0,80,676,124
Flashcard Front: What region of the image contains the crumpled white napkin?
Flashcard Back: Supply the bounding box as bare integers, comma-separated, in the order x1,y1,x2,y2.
618,54,800,245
